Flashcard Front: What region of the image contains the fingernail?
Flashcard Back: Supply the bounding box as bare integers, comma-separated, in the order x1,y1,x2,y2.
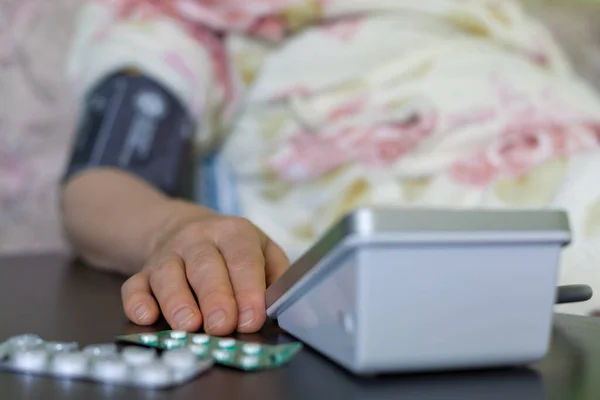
207,309,227,330
173,307,195,328
133,304,149,321
238,307,255,328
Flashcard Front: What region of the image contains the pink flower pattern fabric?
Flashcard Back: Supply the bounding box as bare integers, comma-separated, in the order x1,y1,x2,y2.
448,74,600,186
0,0,39,211
268,103,438,182
0,0,79,253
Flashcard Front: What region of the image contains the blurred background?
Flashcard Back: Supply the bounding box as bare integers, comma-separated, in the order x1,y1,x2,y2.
1,0,600,256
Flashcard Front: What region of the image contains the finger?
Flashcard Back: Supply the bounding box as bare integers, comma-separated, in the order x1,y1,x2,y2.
182,243,238,336
121,273,160,326
148,255,202,331
216,222,267,333
263,241,314,324
264,239,290,286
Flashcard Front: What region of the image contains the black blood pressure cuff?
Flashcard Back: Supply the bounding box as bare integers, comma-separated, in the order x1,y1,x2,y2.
63,72,196,199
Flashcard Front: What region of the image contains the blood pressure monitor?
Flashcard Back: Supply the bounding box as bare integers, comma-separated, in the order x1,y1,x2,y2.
266,208,573,375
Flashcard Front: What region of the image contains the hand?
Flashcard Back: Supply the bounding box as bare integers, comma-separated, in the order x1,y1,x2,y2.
120,206,289,335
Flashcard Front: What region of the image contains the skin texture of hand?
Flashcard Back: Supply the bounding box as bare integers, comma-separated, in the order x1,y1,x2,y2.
120,213,290,336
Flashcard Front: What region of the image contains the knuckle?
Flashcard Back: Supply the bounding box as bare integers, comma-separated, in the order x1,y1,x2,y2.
228,252,264,274
232,288,264,306
153,257,180,273
177,221,207,240
121,273,142,296
185,248,220,280
218,216,254,236
170,222,208,251
148,258,182,284
197,289,234,307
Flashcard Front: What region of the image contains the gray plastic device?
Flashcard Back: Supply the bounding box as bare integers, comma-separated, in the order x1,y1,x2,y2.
266,208,572,375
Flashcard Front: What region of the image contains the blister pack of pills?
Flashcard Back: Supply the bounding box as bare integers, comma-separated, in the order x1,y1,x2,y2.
0,334,214,389
116,331,302,371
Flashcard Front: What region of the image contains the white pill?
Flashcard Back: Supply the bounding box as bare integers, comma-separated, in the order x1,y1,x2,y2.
132,362,172,387
242,343,262,355
83,344,118,357
162,338,183,349
121,347,157,365
46,342,78,353
186,344,208,356
10,334,43,349
12,349,48,372
191,334,210,344
139,334,158,344
51,352,88,377
91,359,129,383
169,331,187,340
240,355,261,369
162,349,197,370
218,338,236,349
0,343,9,358
212,349,232,362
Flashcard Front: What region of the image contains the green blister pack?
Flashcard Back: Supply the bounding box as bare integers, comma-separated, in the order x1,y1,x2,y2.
115,331,302,371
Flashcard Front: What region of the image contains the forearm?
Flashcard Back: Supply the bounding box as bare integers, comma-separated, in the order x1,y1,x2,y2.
62,1,231,274
61,168,210,275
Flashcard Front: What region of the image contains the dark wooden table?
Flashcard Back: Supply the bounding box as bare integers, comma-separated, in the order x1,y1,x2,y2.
1,254,600,400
